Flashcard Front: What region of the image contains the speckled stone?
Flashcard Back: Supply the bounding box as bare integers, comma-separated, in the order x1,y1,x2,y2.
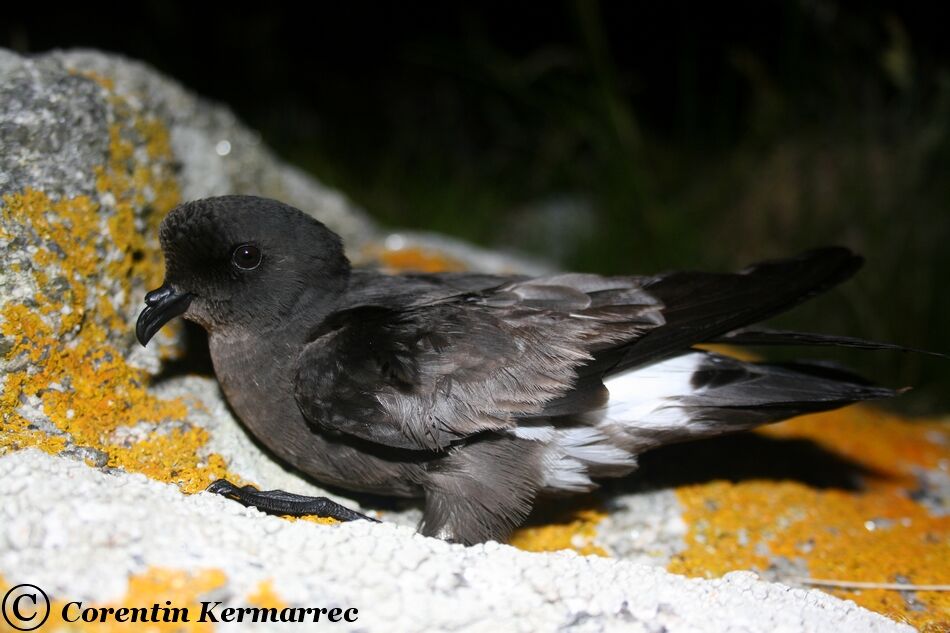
0,450,913,633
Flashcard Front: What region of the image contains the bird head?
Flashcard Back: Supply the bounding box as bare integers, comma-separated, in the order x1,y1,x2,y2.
136,195,350,345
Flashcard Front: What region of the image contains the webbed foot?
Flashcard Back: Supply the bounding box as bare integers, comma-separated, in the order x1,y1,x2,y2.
207,479,379,523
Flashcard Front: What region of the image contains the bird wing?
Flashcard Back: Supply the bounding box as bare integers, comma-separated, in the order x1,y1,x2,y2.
293,274,662,451
293,247,864,452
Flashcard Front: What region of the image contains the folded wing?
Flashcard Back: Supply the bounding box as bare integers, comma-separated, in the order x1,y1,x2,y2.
293,275,661,451
293,247,899,452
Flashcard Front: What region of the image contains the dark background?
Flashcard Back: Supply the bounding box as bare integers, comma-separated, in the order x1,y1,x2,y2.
6,2,949,412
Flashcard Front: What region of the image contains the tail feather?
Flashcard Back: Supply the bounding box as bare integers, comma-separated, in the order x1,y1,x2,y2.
595,351,895,453
712,326,949,358
526,351,896,493
612,247,864,372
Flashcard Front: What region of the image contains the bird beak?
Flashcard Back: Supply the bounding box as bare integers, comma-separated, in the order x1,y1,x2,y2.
135,283,193,346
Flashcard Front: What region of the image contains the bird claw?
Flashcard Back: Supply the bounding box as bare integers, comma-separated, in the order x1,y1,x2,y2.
206,478,380,523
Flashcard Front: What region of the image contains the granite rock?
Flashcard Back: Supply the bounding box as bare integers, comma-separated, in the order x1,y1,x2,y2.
0,450,913,633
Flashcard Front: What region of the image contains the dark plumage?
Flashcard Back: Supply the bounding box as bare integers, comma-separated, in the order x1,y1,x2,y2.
136,195,913,544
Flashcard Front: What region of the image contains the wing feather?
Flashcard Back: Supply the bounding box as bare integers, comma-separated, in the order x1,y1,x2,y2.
293,247,886,451
294,275,661,451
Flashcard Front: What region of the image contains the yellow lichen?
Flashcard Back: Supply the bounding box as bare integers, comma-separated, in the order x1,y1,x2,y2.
670,406,950,631
73,69,116,92
372,245,466,273
247,579,288,610
0,567,227,632
510,503,609,557
284,514,341,526
107,429,235,495
759,405,949,486
91,568,227,633
0,77,241,497
0,187,240,492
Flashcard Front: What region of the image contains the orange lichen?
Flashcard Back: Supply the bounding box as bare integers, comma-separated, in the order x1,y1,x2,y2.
759,406,949,486
284,514,341,526
0,567,228,633
86,567,228,633
0,78,241,497
247,579,288,610
99,106,179,293
375,246,466,273
108,429,236,494
0,568,344,633
73,69,116,92
510,504,609,556
670,406,950,631
123,567,227,604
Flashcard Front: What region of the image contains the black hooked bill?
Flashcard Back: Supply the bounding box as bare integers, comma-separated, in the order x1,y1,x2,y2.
135,284,192,346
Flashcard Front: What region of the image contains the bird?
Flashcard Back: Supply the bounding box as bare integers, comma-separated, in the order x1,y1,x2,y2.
135,195,921,545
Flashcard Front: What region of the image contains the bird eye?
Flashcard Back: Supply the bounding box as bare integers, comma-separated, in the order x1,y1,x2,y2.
231,243,262,270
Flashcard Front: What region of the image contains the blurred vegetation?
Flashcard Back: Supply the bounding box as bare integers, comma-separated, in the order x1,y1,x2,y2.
6,1,950,411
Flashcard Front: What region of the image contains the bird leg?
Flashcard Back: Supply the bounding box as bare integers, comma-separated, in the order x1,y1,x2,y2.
420,437,544,544
206,479,379,523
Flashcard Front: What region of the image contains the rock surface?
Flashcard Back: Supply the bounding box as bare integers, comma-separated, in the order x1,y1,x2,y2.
0,48,940,631
0,450,912,633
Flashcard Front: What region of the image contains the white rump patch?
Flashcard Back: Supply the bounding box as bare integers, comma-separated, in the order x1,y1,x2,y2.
602,353,704,420
510,352,710,493
593,352,712,442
